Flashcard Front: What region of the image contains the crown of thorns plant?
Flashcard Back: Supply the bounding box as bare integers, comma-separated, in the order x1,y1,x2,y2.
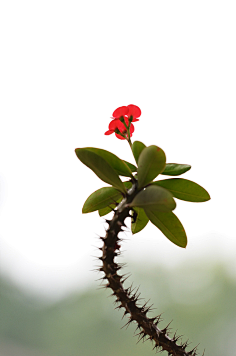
75,105,210,356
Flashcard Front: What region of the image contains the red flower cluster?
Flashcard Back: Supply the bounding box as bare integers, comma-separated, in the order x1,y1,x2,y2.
105,104,141,140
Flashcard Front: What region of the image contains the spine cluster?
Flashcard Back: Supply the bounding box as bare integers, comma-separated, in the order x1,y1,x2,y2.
98,186,201,356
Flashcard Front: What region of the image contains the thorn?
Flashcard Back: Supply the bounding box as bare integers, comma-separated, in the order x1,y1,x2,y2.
115,297,121,303
120,273,131,284
156,313,164,323
113,265,122,272
117,262,127,269
162,320,173,334
189,344,199,355
94,276,107,282
134,324,141,332
141,299,151,313
152,343,159,351
131,286,140,300
149,316,159,325
97,281,111,290
126,283,134,295
136,331,146,344
133,293,141,303
96,285,107,290
121,220,128,228
144,303,155,314
181,339,190,350
121,310,129,319
121,318,133,329
172,330,182,343
90,267,103,273
91,244,100,249
130,295,139,304
146,335,154,343
114,304,123,310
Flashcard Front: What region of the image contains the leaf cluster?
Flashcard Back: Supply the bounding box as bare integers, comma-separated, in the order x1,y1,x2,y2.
75,141,210,248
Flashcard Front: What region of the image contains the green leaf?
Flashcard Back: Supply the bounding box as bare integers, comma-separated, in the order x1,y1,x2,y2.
161,163,191,176
144,209,187,248
75,148,126,193
83,147,133,178
131,207,149,234
132,141,146,165
137,145,166,188
98,181,133,216
123,160,137,172
151,178,210,202
98,201,121,217
82,187,123,214
129,185,176,212
123,180,133,190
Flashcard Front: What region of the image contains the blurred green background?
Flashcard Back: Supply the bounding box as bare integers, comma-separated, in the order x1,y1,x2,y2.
1,1,236,355
1,260,236,356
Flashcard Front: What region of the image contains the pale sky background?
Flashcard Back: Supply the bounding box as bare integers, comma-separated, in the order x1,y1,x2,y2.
0,0,236,300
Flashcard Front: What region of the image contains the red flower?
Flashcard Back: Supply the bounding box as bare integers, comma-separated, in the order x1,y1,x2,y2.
105,104,141,140
112,104,141,122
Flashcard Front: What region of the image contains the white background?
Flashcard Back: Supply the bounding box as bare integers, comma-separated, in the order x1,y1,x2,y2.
0,0,235,299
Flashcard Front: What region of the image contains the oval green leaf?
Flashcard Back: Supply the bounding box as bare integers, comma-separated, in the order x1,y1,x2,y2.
137,145,166,188
83,147,133,178
123,160,137,172
98,181,133,216
129,185,176,212
144,209,187,248
98,200,121,217
75,148,126,193
132,141,146,165
161,163,191,176
131,207,149,234
82,187,123,214
151,178,210,202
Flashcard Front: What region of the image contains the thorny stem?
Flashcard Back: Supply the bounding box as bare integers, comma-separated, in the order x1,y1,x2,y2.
98,182,201,356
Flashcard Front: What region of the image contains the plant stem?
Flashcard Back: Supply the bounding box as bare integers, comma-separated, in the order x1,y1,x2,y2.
100,195,198,356
127,138,133,150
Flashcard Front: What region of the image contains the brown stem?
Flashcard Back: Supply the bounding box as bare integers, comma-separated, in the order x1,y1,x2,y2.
98,186,200,356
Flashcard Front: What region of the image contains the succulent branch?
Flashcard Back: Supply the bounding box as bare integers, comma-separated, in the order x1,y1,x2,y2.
99,185,199,356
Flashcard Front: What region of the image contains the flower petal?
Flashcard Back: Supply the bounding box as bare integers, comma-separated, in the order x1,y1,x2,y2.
112,106,129,118
104,130,113,135
115,123,135,140
115,132,126,140
127,104,141,119
129,123,135,134
109,119,126,132
106,107,137,140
